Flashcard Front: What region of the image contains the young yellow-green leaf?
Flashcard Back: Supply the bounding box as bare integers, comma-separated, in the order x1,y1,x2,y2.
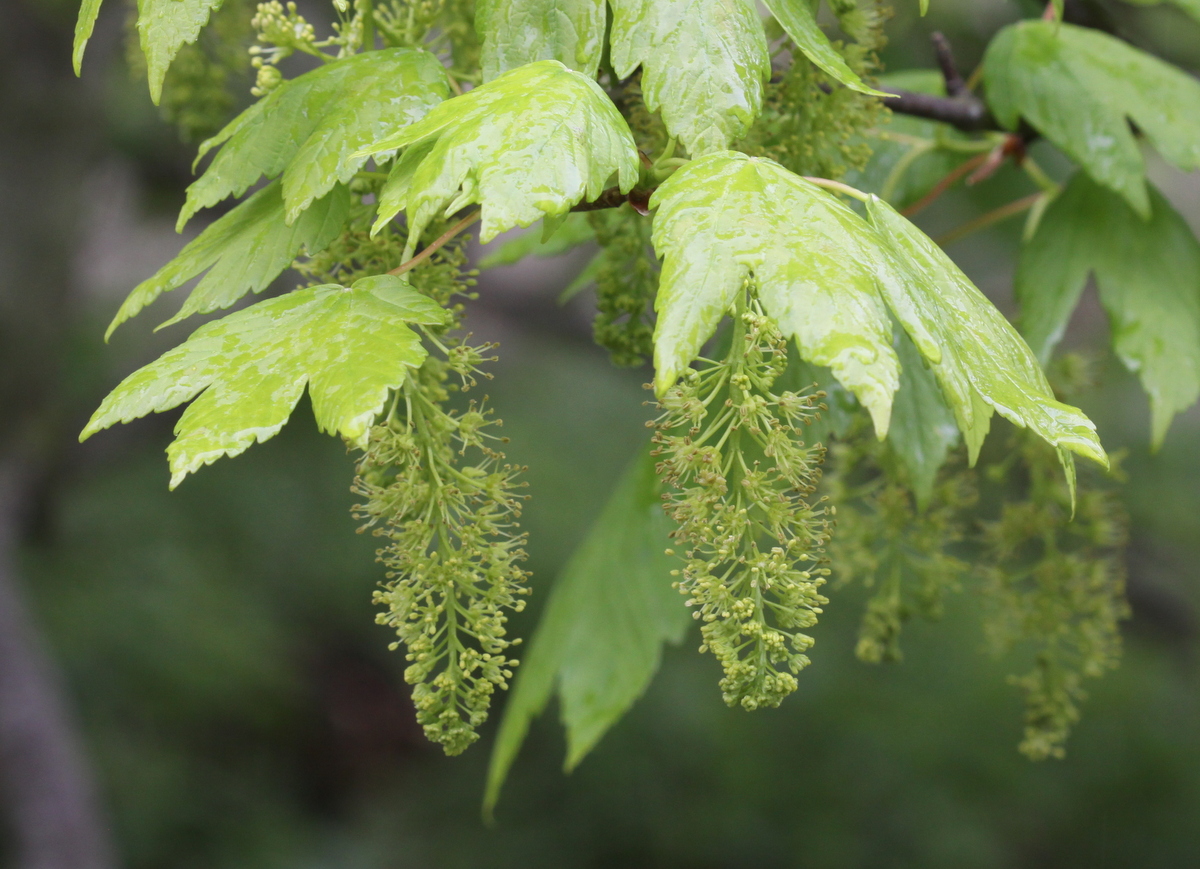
761,0,887,97
888,329,959,509
81,277,446,488
866,196,1106,470
108,181,349,339
483,446,686,818
137,0,225,105
608,0,770,156
358,61,639,252
477,0,606,81
72,0,104,75
650,152,900,436
1017,173,1200,448
180,48,447,229
983,21,1200,217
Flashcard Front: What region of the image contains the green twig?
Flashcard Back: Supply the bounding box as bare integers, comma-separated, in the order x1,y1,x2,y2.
389,211,482,277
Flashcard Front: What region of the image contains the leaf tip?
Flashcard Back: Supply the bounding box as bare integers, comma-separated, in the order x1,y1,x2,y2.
147,70,165,107
653,370,676,400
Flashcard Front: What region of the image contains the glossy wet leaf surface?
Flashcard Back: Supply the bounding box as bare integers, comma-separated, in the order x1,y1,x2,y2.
983,21,1200,216
1017,172,1200,448
867,196,1106,471
484,447,686,816
609,0,769,156
477,0,606,81
761,0,885,97
108,181,349,338
650,152,900,435
180,48,447,228
360,60,639,249
82,277,445,488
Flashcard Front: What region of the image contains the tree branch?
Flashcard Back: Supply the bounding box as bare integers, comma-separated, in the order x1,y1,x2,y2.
931,31,968,98
879,87,997,133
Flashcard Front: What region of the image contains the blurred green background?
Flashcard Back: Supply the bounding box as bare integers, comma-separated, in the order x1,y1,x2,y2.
2,0,1200,866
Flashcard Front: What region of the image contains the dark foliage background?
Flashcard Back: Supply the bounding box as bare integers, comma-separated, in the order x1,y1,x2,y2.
2,1,1199,866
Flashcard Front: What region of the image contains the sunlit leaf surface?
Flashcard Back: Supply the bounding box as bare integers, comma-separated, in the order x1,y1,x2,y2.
650,152,900,435
108,181,349,337
82,277,445,487
868,196,1106,471
477,0,606,81
360,60,638,250
180,48,447,228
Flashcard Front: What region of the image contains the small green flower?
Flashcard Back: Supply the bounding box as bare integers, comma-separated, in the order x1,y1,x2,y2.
654,290,831,711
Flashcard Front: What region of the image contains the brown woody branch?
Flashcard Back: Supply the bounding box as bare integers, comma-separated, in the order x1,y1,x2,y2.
880,86,997,133
877,30,998,132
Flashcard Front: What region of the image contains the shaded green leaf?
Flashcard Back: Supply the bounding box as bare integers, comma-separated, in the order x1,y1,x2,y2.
1119,0,1200,24
888,328,959,508
109,180,349,338
761,0,886,97
484,446,686,817
866,195,1106,471
479,212,596,269
609,0,770,156
181,48,447,229
360,60,639,252
649,152,900,436
1166,0,1200,20
983,21,1200,216
477,0,606,81
81,277,445,488
1165,0,1200,20
1017,172,1200,448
